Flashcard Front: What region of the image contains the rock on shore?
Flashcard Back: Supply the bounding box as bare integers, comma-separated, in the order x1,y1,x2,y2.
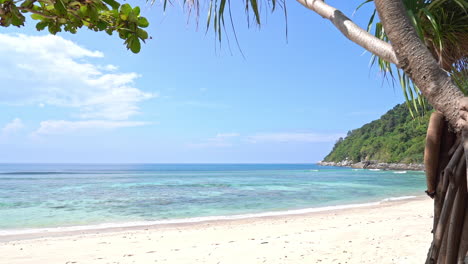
318,160,424,171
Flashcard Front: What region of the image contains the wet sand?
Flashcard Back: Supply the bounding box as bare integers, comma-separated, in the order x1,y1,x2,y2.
0,196,433,264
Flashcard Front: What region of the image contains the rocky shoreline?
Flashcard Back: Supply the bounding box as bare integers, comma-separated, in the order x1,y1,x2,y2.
317,160,425,171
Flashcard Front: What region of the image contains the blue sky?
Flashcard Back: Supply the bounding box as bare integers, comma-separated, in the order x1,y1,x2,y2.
0,1,406,163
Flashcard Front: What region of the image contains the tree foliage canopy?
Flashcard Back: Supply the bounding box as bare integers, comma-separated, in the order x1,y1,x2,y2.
0,0,150,53
324,103,433,164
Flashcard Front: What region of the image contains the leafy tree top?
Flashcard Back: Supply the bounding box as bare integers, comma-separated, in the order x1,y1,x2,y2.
0,0,149,53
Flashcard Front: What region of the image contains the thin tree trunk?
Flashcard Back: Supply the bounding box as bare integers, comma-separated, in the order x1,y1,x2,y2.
295,0,398,65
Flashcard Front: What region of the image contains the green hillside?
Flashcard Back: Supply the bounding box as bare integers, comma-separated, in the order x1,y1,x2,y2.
324,103,432,164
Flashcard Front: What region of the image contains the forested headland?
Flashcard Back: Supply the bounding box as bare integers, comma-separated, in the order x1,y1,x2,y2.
323,103,432,165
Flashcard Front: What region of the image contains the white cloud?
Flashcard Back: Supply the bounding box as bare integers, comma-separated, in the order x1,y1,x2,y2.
189,132,344,148
216,133,240,138
0,34,155,121
2,118,24,135
246,132,345,143
33,120,150,136
99,64,119,71
188,133,240,148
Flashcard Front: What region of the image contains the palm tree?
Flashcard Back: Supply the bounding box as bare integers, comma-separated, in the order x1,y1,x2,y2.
176,0,468,262
362,0,467,111
357,1,467,262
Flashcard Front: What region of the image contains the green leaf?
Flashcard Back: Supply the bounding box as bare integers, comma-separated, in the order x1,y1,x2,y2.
421,8,443,50
249,0,261,25
355,0,373,12
128,11,137,23
48,24,61,34
407,10,424,40
102,0,120,10
11,14,25,26
133,6,140,16
20,0,35,8
54,0,67,15
129,38,141,53
97,21,108,30
31,14,44,20
36,21,48,30
219,0,226,17
118,30,128,39
206,0,213,33
120,3,132,16
79,5,88,16
137,17,149,27
366,9,376,32
136,28,148,40
89,6,99,21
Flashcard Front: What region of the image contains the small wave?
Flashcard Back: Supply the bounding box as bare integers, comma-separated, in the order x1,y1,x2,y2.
380,196,416,202
369,169,381,171
0,195,419,237
0,172,69,175
393,171,407,174
48,205,68,209
0,171,126,176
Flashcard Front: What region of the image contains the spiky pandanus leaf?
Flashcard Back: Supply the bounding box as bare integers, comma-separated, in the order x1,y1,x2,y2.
358,0,468,117
159,0,285,43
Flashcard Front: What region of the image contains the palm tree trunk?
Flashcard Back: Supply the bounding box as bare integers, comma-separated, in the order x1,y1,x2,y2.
373,0,464,132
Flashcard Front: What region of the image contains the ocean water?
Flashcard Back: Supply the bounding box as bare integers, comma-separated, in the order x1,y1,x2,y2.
0,164,426,233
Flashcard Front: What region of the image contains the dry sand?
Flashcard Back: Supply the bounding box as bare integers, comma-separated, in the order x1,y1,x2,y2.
0,196,433,264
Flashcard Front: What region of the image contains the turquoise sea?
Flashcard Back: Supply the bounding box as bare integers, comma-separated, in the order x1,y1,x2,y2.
0,163,426,234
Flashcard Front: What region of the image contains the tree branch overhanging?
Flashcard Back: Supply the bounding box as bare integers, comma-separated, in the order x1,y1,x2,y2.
295,0,399,66
18,7,55,19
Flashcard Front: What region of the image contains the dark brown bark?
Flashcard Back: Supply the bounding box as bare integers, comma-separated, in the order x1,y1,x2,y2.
457,207,468,263
425,112,445,196
434,122,455,227
446,187,466,263
430,183,457,262
426,130,467,263
438,228,448,264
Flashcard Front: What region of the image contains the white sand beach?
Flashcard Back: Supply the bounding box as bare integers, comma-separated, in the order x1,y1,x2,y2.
0,197,433,264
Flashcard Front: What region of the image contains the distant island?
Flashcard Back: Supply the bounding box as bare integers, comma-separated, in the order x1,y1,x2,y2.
319,103,431,171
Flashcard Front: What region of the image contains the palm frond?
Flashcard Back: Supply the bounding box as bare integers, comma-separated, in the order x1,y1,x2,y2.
158,0,285,44
358,0,468,116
